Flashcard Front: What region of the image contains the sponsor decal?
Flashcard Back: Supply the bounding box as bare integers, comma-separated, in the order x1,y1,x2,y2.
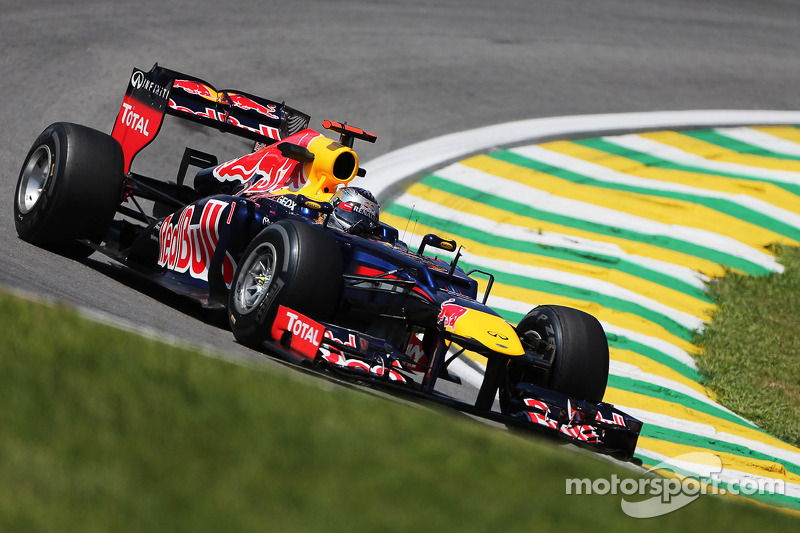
157,199,235,285
119,102,152,136
130,69,170,99
168,99,228,122
595,409,627,427
226,115,282,141
338,200,377,220
213,151,305,194
404,332,428,371
173,79,218,101
324,330,358,348
113,92,167,172
523,398,599,443
170,81,283,140
270,194,298,210
319,349,407,383
227,92,280,119
271,306,323,359
438,298,469,332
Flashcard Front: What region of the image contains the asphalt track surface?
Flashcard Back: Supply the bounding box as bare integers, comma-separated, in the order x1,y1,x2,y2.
2,1,800,384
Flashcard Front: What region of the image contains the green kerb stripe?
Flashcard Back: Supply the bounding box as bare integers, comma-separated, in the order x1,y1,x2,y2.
640,424,800,477
605,333,700,382
419,174,772,276
384,203,711,302
574,137,800,198
683,129,800,162
489,150,800,243
608,375,758,429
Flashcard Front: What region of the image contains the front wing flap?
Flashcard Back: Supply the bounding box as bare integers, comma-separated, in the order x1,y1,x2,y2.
504,383,642,460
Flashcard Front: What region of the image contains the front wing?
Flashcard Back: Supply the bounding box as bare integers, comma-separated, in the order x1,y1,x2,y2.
265,305,642,461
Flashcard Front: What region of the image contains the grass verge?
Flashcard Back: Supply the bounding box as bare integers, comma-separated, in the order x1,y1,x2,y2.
1,290,798,532
697,245,800,447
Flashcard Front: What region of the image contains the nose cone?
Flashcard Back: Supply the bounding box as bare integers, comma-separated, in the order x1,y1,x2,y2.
439,301,524,357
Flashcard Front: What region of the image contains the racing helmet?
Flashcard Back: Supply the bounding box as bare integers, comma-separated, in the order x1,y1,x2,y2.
330,187,380,234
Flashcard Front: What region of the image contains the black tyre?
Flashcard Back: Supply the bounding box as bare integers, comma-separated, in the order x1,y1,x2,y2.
228,219,343,347
501,305,609,406
14,122,125,258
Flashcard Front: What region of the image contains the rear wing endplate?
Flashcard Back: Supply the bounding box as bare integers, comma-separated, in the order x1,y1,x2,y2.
111,63,311,173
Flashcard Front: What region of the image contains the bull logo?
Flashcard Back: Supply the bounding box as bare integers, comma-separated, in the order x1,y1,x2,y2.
438,298,469,332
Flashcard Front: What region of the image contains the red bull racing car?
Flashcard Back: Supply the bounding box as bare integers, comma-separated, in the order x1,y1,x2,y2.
13,64,642,460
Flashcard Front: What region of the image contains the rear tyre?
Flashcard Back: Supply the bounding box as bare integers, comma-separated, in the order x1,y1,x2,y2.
501,305,609,408
228,219,343,348
14,122,125,258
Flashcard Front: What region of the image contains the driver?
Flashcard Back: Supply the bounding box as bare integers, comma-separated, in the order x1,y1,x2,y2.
329,187,380,235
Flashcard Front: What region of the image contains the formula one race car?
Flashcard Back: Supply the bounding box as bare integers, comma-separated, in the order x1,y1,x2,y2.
13,64,642,460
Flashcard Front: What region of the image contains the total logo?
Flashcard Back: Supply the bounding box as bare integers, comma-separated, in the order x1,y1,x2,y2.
270,306,324,360
120,102,152,137
283,310,322,346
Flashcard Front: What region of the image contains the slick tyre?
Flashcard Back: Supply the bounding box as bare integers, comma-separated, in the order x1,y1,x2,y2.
14,122,125,258
228,219,343,348
502,305,609,407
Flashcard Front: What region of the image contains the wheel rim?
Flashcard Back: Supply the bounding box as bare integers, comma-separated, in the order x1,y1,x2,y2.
17,145,52,214
234,242,278,314
520,329,556,363
515,327,556,386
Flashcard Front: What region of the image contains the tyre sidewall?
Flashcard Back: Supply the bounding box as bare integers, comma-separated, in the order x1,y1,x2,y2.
228,219,342,347
14,122,124,255
14,125,65,243
228,223,294,345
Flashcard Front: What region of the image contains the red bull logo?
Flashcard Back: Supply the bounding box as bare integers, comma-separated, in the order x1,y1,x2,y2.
213,132,321,194
228,92,279,120
215,153,301,194
173,79,218,101
438,298,469,332
157,199,235,286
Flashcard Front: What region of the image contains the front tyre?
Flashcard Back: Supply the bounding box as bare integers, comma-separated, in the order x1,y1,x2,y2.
14,122,125,258
228,219,342,348
501,305,609,407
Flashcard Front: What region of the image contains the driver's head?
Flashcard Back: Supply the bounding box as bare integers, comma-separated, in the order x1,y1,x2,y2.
330,187,379,234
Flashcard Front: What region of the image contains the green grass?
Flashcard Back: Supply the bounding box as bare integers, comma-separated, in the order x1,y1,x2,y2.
697,245,800,447
1,290,799,532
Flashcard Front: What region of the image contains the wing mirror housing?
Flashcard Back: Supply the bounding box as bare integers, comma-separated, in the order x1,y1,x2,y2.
418,233,457,255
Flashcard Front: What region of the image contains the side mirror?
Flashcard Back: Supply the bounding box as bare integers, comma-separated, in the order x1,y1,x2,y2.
418,233,456,255
296,195,333,214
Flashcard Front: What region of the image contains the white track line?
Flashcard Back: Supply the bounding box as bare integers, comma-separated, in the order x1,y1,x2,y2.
361,110,800,199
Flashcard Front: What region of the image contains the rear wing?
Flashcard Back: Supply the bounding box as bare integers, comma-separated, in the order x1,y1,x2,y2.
111,63,311,173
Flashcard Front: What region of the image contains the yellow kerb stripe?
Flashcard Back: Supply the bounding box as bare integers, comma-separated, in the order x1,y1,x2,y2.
541,140,800,217
636,436,800,485
398,183,728,278
640,130,800,173
609,347,710,398
604,388,799,453
752,126,800,146
463,154,796,249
